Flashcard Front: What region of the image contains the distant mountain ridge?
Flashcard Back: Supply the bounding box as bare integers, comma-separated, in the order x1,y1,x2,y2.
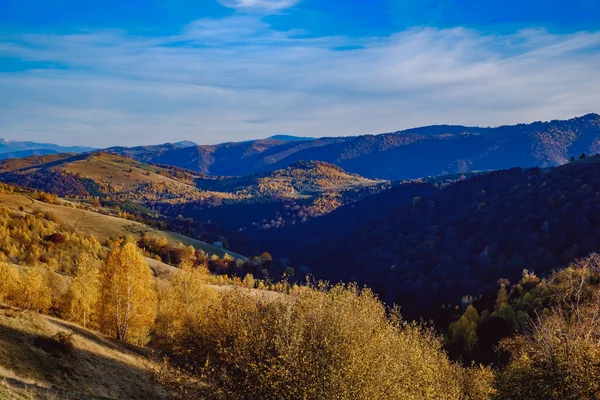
267,135,315,142
0,138,94,159
108,114,600,180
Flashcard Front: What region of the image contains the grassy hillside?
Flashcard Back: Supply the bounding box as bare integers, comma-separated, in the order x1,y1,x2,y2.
0,306,167,399
0,190,245,260
196,160,383,197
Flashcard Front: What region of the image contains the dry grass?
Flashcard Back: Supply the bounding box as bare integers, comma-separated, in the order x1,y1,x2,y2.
61,153,192,192
0,305,168,400
0,191,246,260
0,155,74,174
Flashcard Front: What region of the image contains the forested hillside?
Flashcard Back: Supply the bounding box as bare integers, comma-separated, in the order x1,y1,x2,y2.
110,113,600,180
2,170,600,398
245,155,600,319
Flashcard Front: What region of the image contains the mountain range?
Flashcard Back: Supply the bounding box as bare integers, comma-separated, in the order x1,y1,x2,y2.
3,114,599,181
106,113,600,180
0,138,95,160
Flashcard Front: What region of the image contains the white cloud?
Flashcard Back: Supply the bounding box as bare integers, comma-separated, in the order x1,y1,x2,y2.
217,0,300,13
0,18,599,147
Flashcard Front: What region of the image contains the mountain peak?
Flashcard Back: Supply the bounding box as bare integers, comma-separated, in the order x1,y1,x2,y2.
577,113,600,120
171,140,197,148
267,135,315,142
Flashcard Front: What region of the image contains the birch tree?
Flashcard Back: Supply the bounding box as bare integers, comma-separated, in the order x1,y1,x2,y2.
98,239,157,345
65,253,99,327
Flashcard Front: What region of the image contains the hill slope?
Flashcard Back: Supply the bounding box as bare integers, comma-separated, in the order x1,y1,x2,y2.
0,306,167,399
0,189,246,260
109,114,600,180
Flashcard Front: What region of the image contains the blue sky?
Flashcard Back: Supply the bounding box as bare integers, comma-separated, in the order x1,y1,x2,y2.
1,0,599,147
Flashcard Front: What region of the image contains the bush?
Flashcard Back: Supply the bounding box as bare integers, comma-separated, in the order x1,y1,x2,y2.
54,331,75,353
165,283,493,399
496,256,600,399
33,332,74,357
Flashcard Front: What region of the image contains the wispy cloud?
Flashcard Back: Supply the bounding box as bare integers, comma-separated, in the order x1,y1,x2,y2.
217,0,300,13
0,17,599,147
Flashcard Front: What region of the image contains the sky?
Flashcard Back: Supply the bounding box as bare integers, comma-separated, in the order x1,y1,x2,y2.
0,0,599,147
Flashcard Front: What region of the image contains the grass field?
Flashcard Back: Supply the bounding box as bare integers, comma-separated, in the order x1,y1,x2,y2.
0,191,246,260
61,153,196,193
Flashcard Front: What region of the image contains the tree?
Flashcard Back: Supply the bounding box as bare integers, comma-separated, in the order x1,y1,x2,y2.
156,261,216,342
17,266,52,313
98,239,157,345
0,262,18,302
496,256,600,399
449,305,480,357
495,284,508,312
167,283,494,399
64,253,100,327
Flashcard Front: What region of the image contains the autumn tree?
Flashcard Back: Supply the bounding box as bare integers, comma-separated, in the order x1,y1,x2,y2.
496,256,600,399
98,239,157,345
165,283,494,400
156,261,216,342
16,266,52,313
0,262,18,303
493,283,517,329
448,304,480,358
64,253,100,327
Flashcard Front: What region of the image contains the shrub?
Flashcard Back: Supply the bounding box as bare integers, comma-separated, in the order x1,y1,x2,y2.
165,283,493,399
496,256,600,399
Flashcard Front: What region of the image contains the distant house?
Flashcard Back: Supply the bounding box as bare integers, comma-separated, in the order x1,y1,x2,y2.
213,241,224,248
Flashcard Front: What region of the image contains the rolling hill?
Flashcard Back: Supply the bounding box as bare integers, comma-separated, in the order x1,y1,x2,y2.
0,152,387,246
109,114,600,180
0,189,245,261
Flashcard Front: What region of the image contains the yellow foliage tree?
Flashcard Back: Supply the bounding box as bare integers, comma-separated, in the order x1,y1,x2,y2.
64,253,100,328
0,262,18,303
98,239,157,345
496,257,600,399
448,304,480,356
156,261,217,342
167,283,494,400
17,266,52,313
